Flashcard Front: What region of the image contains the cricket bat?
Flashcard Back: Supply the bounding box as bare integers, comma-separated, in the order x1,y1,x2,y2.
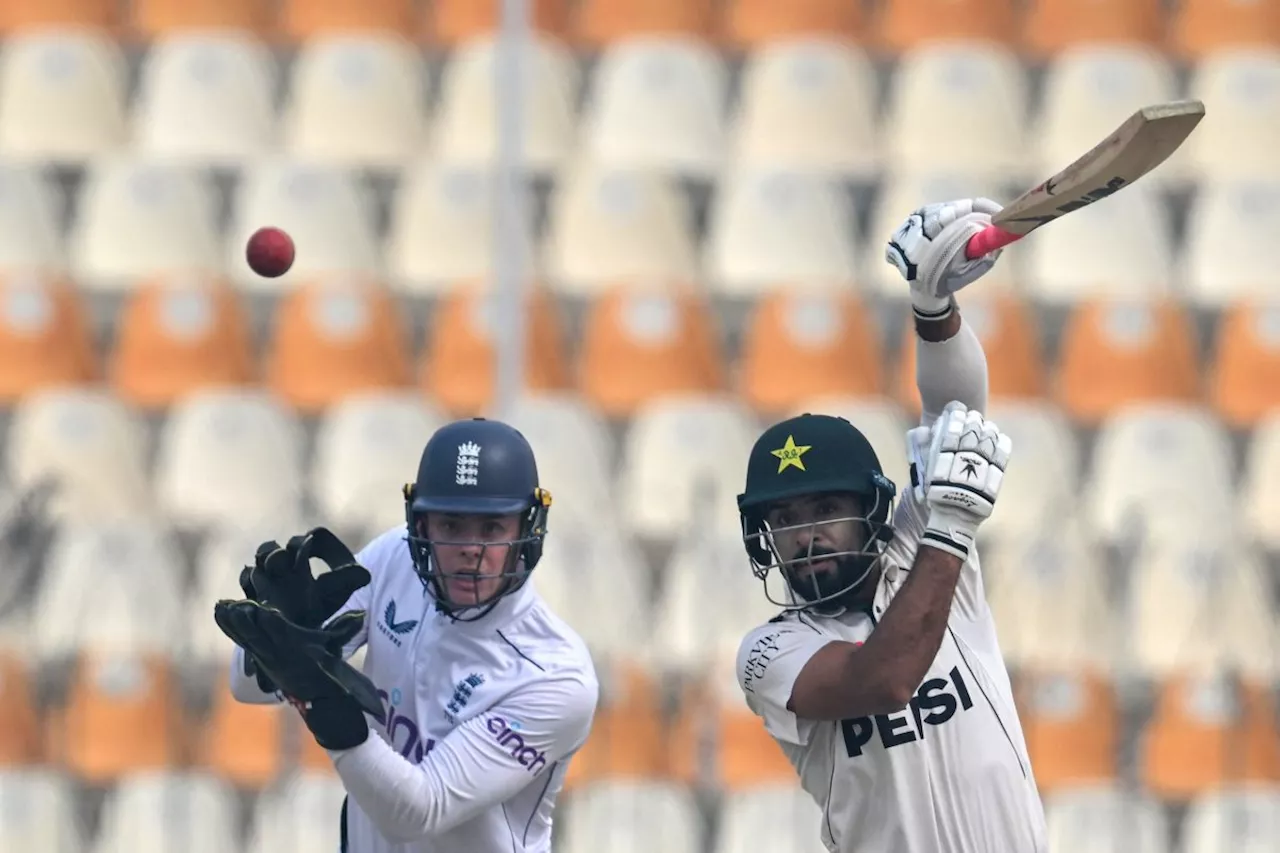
964,100,1206,260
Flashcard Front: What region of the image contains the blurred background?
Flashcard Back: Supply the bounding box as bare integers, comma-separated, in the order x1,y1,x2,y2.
0,0,1279,851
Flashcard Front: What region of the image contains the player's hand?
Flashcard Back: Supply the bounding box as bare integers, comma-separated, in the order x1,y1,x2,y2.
885,198,1004,314
906,401,1012,561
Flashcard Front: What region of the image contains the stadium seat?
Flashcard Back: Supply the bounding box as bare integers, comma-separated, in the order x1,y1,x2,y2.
229,160,381,291
581,37,726,180
431,35,578,174
280,0,415,40
0,162,64,272
0,273,96,402
0,654,40,765
883,44,1026,179
282,36,426,170
70,158,222,292
1088,404,1233,545
722,0,863,48
1241,413,1280,551
1182,52,1280,181
543,164,699,295
33,521,187,664
131,0,270,37
0,30,126,163
196,691,285,789
789,396,911,490
560,780,702,853
705,170,859,297
420,284,569,416
1016,671,1119,794
0,0,117,32
714,784,826,853
578,287,724,417
562,666,669,788
1043,785,1172,853
1210,298,1280,428
428,0,570,45
1142,673,1280,799
266,277,412,413
669,672,796,790
7,389,150,521
1023,0,1164,57
1056,299,1200,424
110,275,254,409
155,389,305,531
49,655,182,783
93,771,241,853
573,0,714,47
1024,187,1173,302
1172,0,1280,59
1182,787,1280,853
134,34,275,168
879,0,1016,57
740,289,882,415
503,392,617,524
247,771,348,852
311,392,444,536
0,769,86,851
1185,181,1280,307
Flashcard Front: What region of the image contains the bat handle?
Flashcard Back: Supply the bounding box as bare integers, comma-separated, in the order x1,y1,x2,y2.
964,225,1019,260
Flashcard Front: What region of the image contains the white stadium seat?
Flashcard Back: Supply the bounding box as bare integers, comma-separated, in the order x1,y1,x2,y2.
1241,413,1280,551
431,35,578,173
0,768,86,852
91,771,240,853
155,389,305,531
312,391,445,536
706,169,859,297
1183,50,1280,181
560,781,702,853
715,784,827,853
228,160,381,291
618,396,759,542
730,39,879,179
978,401,1081,545
0,162,63,272
7,388,152,521
0,30,126,163
247,772,348,853
1182,786,1280,853
883,44,1027,180
1044,785,1172,853
1183,180,1280,306
70,158,222,291
789,396,911,492
544,163,698,296
582,37,727,180
283,36,427,169
503,392,617,524
134,34,276,168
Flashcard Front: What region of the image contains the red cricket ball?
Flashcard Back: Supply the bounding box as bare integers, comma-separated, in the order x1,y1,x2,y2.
246,226,295,278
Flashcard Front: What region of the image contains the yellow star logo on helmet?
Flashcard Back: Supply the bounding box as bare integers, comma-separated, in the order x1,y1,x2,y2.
770,435,812,473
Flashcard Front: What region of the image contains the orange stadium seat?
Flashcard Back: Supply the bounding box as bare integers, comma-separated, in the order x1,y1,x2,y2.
0,654,41,765
573,0,714,47
111,276,254,410
564,666,668,789
668,682,795,789
1172,0,1280,59
131,0,270,37
1023,0,1164,57
1210,300,1280,429
49,655,182,783
267,278,412,414
739,289,883,416
428,0,569,46
420,284,569,417
196,690,284,788
1142,673,1280,800
878,0,1016,51
578,285,725,419
0,273,96,404
1056,298,1200,425
721,0,865,48
0,0,118,33
279,0,415,40
1015,670,1118,793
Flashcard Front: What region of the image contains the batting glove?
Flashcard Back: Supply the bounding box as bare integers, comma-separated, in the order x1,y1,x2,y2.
906,401,1012,561
885,198,1004,319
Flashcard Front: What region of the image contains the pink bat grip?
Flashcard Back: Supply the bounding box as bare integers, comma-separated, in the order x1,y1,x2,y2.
964,224,1020,260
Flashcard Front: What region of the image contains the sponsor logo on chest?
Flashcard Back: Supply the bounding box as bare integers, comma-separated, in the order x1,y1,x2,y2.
840,666,975,758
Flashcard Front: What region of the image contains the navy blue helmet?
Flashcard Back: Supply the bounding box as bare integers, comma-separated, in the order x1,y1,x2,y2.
403,418,551,620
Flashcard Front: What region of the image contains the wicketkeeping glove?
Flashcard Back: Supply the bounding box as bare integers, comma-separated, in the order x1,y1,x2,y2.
906,401,1012,561
885,198,1004,317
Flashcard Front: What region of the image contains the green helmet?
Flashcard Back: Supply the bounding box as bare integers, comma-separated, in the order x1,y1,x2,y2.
738,413,897,610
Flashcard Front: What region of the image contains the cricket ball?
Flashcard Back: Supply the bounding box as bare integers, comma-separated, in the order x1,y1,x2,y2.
246,226,295,278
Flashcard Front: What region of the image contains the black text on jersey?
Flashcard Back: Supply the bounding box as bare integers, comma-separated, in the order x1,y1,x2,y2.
840,666,974,757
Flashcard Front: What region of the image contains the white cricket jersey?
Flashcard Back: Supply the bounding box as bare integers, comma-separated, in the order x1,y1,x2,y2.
736,490,1048,853
228,525,599,853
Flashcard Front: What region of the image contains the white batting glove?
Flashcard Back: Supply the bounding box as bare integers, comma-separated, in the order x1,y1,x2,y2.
884,198,1004,319
906,401,1012,561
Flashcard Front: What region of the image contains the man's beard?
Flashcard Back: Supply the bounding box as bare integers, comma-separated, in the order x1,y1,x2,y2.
782,545,876,606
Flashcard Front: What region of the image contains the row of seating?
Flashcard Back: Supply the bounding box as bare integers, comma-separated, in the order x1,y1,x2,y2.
2,0,1276,57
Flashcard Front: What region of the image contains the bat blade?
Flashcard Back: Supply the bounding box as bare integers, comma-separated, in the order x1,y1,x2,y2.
964,100,1205,259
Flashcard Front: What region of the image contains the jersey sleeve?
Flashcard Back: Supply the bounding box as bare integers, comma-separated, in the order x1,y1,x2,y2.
915,314,989,427
331,674,597,844
736,622,833,747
